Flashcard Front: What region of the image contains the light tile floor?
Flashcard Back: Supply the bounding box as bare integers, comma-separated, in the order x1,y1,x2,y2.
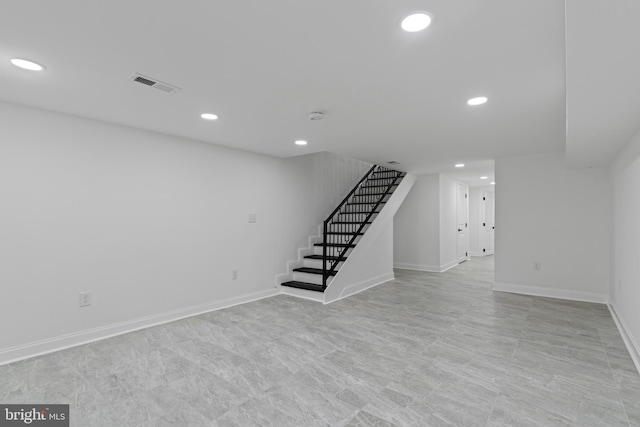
1,256,639,426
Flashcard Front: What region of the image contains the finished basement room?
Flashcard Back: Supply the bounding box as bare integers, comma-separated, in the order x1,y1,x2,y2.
1,1,639,426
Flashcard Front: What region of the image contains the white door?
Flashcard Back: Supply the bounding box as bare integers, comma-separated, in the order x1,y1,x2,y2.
457,182,469,262
483,191,495,255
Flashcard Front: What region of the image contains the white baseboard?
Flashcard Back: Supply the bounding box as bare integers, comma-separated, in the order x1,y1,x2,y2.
608,303,640,375
394,261,458,273
325,272,395,304
280,286,325,303
470,251,493,257
394,263,441,273
493,282,608,304
0,288,280,366
440,260,460,272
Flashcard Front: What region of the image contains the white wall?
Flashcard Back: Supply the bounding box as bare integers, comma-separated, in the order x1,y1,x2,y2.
282,152,372,250
494,152,610,303
394,173,463,272
0,101,369,364
611,127,640,370
393,174,441,271
325,221,394,303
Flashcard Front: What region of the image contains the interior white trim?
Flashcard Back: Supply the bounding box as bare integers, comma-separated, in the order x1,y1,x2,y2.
441,260,460,272
394,263,441,273
609,303,640,375
325,272,395,304
493,282,608,304
280,286,325,303
394,260,459,273
0,288,279,366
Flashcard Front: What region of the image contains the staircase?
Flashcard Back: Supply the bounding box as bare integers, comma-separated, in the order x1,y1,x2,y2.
281,166,406,293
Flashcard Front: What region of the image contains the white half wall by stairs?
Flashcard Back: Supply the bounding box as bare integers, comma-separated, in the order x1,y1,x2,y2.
324,173,416,303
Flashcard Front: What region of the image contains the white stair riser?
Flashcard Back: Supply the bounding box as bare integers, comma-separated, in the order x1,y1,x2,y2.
292,272,334,285
303,259,344,270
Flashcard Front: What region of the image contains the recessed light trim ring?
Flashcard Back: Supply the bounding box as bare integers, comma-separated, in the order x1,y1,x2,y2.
10,58,46,71
401,12,433,32
467,96,488,106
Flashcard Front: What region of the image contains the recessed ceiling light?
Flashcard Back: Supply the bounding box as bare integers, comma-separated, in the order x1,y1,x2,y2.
455,164,465,168
10,58,45,71
200,113,218,120
295,140,308,146
401,13,432,32
480,176,488,180
467,97,488,106
490,182,496,185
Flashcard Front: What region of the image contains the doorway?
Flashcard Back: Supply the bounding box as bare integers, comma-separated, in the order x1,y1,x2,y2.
482,191,495,255
457,182,469,263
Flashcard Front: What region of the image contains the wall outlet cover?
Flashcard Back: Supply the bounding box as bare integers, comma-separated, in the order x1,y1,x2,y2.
79,291,91,307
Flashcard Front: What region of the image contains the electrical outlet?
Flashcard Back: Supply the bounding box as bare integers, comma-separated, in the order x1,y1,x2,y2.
79,291,91,307
248,213,256,223
533,262,541,271
232,270,238,280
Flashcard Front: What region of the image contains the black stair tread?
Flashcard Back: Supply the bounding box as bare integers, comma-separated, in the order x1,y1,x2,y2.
346,201,387,205
366,177,401,181
304,254,348,261
331,221,372,224
314,242,356,247
326,231,364,235
293,267,338,276
281,281,324,292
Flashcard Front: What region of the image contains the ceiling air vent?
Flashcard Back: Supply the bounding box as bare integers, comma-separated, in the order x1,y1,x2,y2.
131,73,181,93
387,161,400,165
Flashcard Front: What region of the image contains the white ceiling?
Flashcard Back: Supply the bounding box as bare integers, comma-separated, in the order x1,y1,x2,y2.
1,0,628,182
565,0,640,168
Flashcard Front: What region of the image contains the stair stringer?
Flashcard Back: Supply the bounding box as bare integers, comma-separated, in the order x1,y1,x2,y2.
275,224,322,287
324,173,416,304
275,225,327,303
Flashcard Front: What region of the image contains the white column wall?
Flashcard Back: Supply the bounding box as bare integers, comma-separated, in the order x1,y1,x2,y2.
611,127,640,371
393,174,441,271
494,152,610,303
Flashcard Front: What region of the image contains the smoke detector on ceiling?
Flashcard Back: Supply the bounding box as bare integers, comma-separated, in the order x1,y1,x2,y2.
308,111,324,121
131,73,181,93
